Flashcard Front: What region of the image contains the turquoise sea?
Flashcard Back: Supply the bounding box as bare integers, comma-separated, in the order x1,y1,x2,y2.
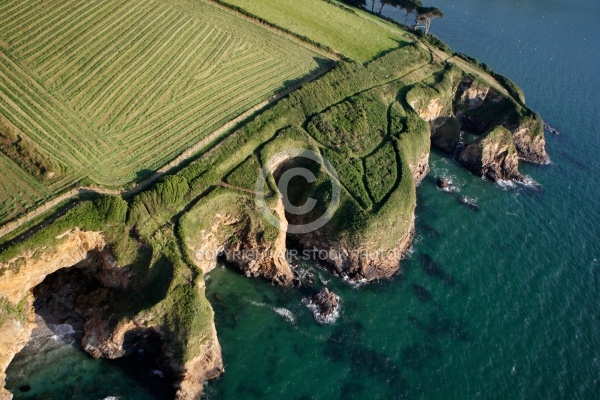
6,0,600,398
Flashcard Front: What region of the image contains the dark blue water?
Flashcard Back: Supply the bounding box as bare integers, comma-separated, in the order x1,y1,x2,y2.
7,1,600,399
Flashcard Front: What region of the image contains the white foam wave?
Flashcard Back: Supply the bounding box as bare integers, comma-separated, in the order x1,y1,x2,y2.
495,179,517,190
247,299,295,324
318,273,330,285
518,175,542,189
47,323,79,344
342,275,368,289
273,307,296,324
248,300,266,307
497,176,542,192
403,243,415,260
151,369,164,378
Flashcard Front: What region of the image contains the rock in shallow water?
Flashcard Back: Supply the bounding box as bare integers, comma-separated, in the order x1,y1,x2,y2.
303,288,341,324
436,177,450,190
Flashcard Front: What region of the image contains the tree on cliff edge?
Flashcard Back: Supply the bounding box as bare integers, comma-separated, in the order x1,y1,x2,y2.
398,0,423,26
415,6,443,34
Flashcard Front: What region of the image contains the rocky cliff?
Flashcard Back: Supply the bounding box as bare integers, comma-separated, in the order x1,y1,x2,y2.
183,189,295,286
408,66,548,182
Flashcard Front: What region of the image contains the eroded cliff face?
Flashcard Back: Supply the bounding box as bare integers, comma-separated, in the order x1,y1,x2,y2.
188,194,295,286
288,215,415,282
0,229,223,400
221,197,294,285
174,319,223,400
0,298,35,400
408,151,431,184
0,229,107,304
457,126,522,181
409,70,548,182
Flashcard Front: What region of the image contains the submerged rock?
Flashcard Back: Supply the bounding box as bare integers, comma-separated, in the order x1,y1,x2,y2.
303,288,341,324
543,121,560,135
17,385,31,393
410,284,433,302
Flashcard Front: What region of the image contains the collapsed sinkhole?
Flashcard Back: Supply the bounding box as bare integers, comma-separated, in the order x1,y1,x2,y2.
272,156,325,220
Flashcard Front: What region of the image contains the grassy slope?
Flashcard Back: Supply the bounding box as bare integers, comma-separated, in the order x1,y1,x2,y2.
222,0,411,62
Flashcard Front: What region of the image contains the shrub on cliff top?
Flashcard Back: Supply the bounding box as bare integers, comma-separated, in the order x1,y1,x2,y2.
95,196,128,224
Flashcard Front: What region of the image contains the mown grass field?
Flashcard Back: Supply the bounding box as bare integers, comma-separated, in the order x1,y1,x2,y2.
0,152,50,219
222,0,411,62
0,0,326,224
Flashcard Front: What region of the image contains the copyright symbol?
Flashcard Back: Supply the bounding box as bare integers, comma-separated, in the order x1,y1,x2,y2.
255,148,341,234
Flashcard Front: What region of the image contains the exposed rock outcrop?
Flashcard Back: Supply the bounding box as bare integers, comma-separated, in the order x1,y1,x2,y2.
222,197,294,285
408,151,431,184
457,126,523,182
188,193,295,286
408,68,548,181
304,288,340,324
289,214,415,282
513,121,549,164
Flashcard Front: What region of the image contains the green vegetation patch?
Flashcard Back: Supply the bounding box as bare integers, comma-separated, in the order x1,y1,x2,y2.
160,281,214,363
321,147,372,210
364,141,398,204
483,125,517,155
129,176,190,236
307,93,387,157
224,155,262,192
0,296,27,325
